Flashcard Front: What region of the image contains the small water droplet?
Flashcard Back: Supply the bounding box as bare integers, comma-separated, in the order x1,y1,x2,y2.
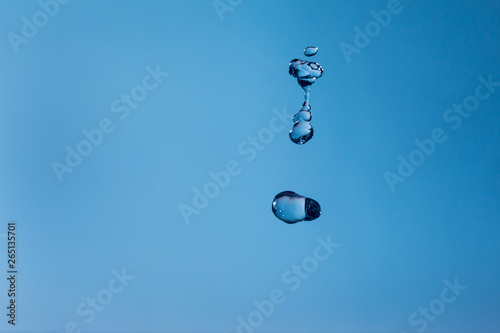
289,121,313,144
304,46,318,57
293,110,312,122
272,191,321,224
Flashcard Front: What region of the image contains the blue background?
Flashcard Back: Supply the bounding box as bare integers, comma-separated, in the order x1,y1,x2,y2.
1,0,499,332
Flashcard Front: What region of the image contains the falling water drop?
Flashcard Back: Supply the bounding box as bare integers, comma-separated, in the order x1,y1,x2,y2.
272,191,321,224
288,59,323,89
289,121,314,144
304,46,319,57
289,58,323,104
287,53,323,145
274,47,325,224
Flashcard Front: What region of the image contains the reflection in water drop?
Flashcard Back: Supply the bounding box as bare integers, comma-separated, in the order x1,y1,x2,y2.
289,121,313,144
304,46,319,57
272,191,321,223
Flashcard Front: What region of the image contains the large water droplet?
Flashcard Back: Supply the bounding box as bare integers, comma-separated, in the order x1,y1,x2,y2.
289,121,313,144
272,191,321,224
288,59,323,89
304,46,318,57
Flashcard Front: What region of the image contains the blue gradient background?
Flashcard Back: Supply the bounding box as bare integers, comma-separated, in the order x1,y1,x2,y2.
1,0,499,332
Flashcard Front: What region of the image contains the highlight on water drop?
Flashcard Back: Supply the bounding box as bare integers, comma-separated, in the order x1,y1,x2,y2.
272,191,321,224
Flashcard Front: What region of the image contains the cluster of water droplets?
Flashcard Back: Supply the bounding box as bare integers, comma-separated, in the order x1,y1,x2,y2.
271,46,323,224
288,46,323,145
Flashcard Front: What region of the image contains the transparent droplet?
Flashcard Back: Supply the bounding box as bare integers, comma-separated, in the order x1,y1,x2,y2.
272,191,321,224
289,121,313,144
302,84,311,102
293,110,312,122
287,49,323,145
300,101,311,111
289,59,323,88
304,46,318,57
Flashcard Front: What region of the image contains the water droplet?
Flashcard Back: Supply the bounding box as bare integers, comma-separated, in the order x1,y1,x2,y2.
288,59,323,88
287,49,324,145
289,121,313,144
303,84,311,102
293,110,312,122
304,46,318,57
301,101,311,111
272,191,321,224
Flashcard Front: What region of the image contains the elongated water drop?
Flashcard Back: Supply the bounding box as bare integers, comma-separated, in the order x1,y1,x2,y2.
289,121,313,144
303,84,311,102
304,46,318,57
272,191,321,224
286,48,324,145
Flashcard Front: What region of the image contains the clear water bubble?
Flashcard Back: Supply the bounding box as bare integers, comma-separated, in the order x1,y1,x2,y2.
289,121,313,144
272,191,321,224
304,46,319,57
293,110,312,122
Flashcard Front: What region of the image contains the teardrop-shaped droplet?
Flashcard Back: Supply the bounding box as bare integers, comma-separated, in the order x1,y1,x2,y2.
304,46,318,57
293,110,312,122
272,191,321,224
289,121,313,144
